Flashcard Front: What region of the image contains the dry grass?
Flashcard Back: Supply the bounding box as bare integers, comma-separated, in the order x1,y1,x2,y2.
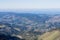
38,30,60,40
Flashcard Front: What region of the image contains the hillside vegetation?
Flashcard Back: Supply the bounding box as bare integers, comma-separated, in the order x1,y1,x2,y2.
38,30,60,40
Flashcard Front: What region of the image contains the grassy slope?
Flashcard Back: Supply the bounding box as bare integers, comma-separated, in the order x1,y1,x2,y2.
38,30,60,40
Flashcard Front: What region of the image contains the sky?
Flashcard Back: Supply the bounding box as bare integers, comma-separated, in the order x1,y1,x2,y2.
0,0,60,10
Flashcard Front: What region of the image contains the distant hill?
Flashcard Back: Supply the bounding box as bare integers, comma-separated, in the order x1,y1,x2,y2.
0,12,60,40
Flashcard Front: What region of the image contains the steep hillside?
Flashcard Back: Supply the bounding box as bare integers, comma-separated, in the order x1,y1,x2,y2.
38,30,60,40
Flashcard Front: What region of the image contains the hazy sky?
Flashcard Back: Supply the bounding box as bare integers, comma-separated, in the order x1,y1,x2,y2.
0,0,60,9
